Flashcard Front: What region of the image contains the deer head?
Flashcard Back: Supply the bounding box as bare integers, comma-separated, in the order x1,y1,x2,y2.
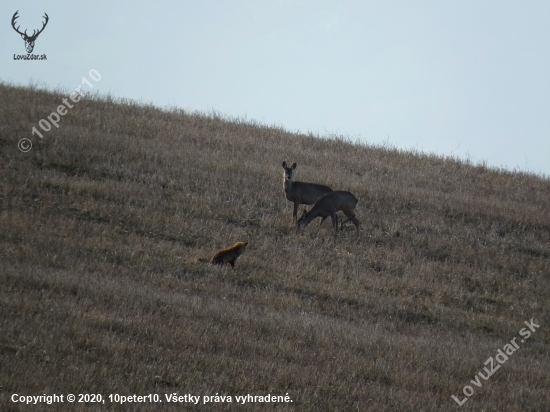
12,11,49,53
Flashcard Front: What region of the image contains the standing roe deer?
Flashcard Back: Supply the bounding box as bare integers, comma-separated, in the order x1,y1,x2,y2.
282,161,333,223
297,191,360,236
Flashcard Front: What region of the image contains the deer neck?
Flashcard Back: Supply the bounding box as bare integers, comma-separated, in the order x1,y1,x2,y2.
284,177,293,193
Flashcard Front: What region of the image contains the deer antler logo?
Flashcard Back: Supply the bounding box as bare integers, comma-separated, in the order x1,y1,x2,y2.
11,10,49,54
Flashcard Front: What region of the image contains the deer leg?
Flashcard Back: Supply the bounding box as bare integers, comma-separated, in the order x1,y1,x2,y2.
342,209,358,233
331,213,338,234
293,202,299,222
344,213,360,237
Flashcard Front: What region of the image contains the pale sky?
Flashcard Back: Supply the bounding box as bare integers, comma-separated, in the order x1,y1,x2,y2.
2,1,549,176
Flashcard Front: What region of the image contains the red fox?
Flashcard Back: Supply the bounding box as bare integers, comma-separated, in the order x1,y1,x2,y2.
197,242,248,268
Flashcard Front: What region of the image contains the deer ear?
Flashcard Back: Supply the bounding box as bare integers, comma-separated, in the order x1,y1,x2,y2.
291,163,296,169
282,161,287,168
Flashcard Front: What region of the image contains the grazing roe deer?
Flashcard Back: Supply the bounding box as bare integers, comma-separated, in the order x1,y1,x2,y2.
282,161,333,222
297,191,360,236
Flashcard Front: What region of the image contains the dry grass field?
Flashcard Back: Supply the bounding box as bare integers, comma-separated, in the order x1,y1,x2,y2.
1,82,549,411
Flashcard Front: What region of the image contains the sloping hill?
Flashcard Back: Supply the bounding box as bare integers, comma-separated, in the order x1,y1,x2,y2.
1,82,549,411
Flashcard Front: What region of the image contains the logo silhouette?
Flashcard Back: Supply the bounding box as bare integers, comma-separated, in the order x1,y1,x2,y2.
11,10,49,54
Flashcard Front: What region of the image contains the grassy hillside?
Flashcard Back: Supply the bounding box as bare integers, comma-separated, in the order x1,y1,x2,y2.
1,82,549,411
